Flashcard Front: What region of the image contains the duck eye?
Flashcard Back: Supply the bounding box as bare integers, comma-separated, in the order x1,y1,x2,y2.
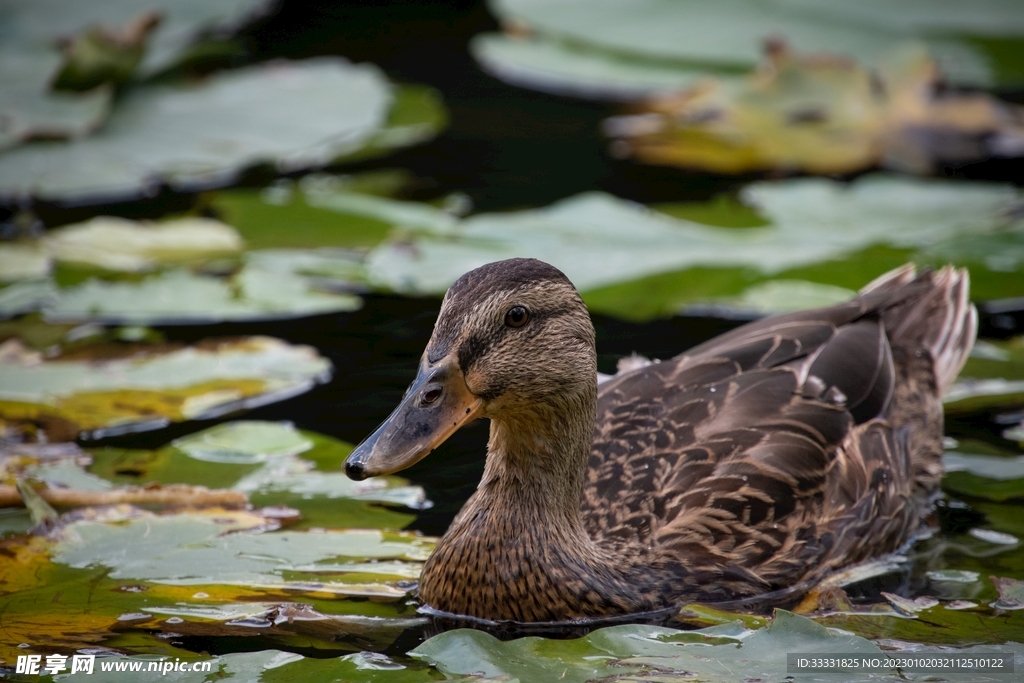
504,306,529,328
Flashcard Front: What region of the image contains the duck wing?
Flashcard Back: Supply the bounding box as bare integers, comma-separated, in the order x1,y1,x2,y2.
583,266,975,601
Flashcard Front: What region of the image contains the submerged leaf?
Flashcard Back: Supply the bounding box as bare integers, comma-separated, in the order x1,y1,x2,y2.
0,336,331,439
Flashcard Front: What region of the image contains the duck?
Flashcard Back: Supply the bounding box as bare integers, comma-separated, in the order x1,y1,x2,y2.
344,258,977,623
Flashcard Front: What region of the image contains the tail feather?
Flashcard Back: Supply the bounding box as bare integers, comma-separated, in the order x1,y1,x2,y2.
862,265,977,396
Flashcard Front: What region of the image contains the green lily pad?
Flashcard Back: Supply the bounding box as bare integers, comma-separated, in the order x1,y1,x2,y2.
0,336,331,440
365,176,1024,315
41,251,363,324
0,0,276,78
489,0,1013,87
0,47,112,152
721,279,858,315
172,420,313,464
0,506,431,664
946,337,1024,415
88,421,425,530
413,609,1024,683
470,32,730,100
943,440,1024,502
0,58,393,204
202,172,415,250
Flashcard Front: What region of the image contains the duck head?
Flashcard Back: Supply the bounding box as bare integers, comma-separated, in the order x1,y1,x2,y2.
344,258,596,481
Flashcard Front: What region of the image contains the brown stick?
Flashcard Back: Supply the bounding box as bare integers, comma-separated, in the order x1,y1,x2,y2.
0,483,248,509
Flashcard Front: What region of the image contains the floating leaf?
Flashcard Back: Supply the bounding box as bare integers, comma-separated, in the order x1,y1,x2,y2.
470,32,729,101
41,250,364,325
41,216,243,272
0,59,393,204
0,336,331,439
943,443,1024,502
413,610,895,683
0,0,276,77
366,176,1024,311
0,244,50,282
52,512,433,594
969,528,1020,545
489,0,1017,87
719,279,857,314
946,336,1024,414
928,570,981,583
173,420,313,464
89,421,426,530
607,42,1024,175
0,505,432,663
992,576,1024,609
0,47,112,151
50,11,161,91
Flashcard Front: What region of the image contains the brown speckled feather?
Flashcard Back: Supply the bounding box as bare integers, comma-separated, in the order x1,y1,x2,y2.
583,266,976,603
400,260,976,621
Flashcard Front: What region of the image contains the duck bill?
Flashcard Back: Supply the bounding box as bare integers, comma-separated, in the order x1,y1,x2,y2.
344,357,484,480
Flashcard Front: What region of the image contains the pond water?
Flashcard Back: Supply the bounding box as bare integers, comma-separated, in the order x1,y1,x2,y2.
3,1,1024,681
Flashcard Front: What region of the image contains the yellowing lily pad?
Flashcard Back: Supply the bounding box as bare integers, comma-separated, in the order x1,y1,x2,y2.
0,504,432,663
42,216,243,272
0,336,331,439
607,43,1024,175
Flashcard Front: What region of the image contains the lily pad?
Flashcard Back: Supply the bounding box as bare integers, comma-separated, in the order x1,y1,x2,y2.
41,250,364,325
366,176,1024,308
943,441,1024,502
41,216,243,272
606,42,1024,175
0,0,276,78
470,32,730,100
0,507,432,663
488,0,1017,87
52,513,433,592
0,245,51,282
0,58,394,204
946,336,1024,415
0,336,331,440
89,421,427,530
0,47,112,152
413,609,1024,682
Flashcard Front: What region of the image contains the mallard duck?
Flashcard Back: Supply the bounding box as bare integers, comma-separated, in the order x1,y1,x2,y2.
345,259,976,623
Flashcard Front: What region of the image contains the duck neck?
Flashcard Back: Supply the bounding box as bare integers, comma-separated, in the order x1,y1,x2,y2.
478,389,594,525
419,381,659,621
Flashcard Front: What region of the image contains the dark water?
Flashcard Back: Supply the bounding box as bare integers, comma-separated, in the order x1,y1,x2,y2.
14,0,1024,663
